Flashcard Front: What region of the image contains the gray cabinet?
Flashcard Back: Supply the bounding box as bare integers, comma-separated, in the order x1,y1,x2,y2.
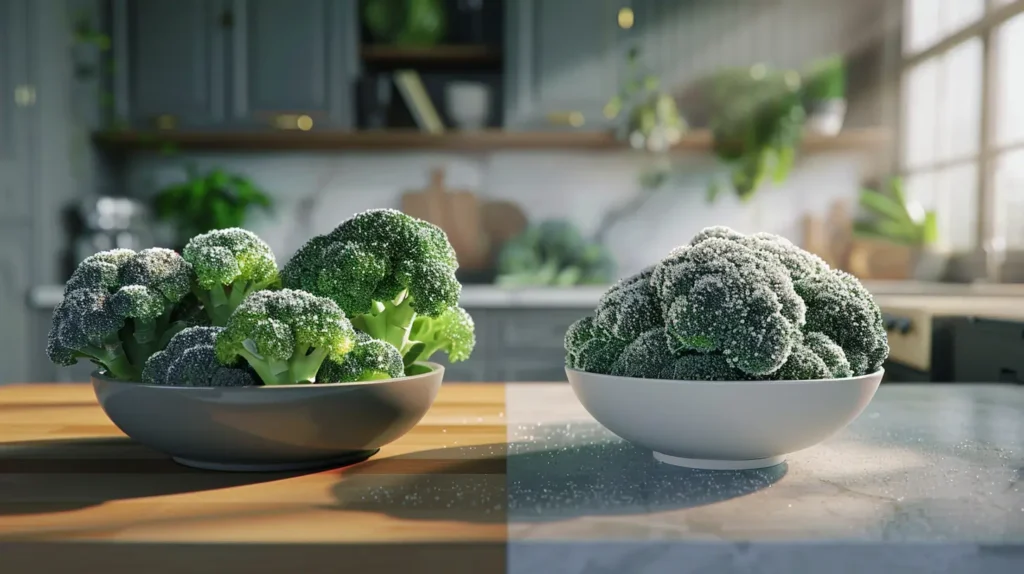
112,0,227,129
504,0,631,131
227,0,359,130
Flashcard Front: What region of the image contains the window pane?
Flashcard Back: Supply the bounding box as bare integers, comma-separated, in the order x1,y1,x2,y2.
993,150,1024,248
903,58,940,170
905,0,942,54
939,37,982,161
995,12,1024,146
942,0,983,37
905,163,979,252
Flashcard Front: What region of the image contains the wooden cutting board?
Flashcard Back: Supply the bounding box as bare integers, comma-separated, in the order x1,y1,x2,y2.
401,168,489,270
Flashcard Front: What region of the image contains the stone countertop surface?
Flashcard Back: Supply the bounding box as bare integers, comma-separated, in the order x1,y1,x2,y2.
499,383,1024,573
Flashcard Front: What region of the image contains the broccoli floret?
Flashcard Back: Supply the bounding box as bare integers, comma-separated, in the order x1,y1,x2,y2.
773,337,831,380
142,326,256,387
653,236,804,376
740,232,830,281
281,209,466,368
794,269,889,376
47,248,200,380
564,316,629,374
610,328,673,378
802,331,852,379
405,306,476,364
214,289,357,385
594,266,662,342
660,353,749,381
317,332,404,383
183,228,279,326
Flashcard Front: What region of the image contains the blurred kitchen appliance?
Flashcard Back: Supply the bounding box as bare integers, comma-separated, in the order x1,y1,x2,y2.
72,196,153,265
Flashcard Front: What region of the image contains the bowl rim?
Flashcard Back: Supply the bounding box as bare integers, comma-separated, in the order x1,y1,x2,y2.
565,366,885,386
92,361,445,390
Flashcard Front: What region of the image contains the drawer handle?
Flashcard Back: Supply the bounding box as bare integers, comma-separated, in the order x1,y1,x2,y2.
546,111,585,127
273,114,314,131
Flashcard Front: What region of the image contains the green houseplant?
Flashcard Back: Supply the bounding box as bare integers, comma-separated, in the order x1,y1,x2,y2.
853,178,937,247
604,46,687,153
153,167,273,248
802,55,847,136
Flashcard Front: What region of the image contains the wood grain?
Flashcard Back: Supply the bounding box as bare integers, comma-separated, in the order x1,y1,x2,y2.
0,383,509,573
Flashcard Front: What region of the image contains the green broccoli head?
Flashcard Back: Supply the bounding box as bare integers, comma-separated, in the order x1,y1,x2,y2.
317,332,405,383
652,235,805,376
214,288,357,385
794,270,888,376
594,266,662,342
660,352,750,381
281,209,461,357
143,326,257,387
47,248,200,380
739,232,830,281
610,328,674,379
183,228,279,326
801,331,852,379
407,306,476,364
564,316,629,375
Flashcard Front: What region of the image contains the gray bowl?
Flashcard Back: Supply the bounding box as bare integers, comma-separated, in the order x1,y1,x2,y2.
92,363,444,472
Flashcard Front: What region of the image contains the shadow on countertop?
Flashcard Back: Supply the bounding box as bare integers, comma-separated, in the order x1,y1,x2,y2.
0,437,314,517
326,423,787,524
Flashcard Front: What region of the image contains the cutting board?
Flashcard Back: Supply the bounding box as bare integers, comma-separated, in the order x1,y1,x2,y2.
401,168,490,270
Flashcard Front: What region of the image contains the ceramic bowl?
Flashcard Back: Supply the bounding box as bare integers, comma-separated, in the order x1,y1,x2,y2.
92,363,444,472
565,367,883,470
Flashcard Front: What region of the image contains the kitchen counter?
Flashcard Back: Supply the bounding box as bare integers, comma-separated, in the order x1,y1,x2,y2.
2,382,1022,573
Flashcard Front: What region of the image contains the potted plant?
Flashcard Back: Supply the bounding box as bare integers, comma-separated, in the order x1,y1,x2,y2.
153,167,273,249
604,46,688,154
563,226,888,470
495,220,617,287
852,177,945,281
801,55,847,136
47,210,475,471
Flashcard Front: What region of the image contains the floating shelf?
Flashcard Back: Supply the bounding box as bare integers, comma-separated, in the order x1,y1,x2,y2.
92,128,890,153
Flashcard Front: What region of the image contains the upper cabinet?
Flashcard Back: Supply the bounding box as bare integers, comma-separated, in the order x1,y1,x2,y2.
112,0,227,130
110,0,359,131
504,0,632,132
226,0,359,130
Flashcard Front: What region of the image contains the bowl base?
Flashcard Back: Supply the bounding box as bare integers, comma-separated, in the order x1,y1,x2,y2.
172,449,380,472
653,451,786,470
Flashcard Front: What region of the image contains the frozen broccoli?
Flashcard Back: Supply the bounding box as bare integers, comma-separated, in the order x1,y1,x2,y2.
317,332,405,383
214,289,357,385
594,266,663,342
802,331,852,379
47,248,201,380
182,228,279,326
281,209,468,370
660,353,749,381
142,326,256,387
564,316,630,375
405,306,476,365
610,328,673,378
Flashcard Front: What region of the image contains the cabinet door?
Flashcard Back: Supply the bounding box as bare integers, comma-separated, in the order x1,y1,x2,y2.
0,0,31,221
0,230,30,384
504,0,629,131
112,0,227,130
227,0,358,130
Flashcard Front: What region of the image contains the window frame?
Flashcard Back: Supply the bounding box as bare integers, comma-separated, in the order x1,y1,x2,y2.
898,0,1024,258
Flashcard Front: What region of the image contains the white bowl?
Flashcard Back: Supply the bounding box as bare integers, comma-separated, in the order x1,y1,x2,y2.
565,367,883,470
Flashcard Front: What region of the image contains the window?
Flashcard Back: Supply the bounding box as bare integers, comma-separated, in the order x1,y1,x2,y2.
900,0,1024,254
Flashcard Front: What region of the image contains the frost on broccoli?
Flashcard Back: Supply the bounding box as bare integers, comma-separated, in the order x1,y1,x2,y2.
406,306,475,365
794,270,888,376
610,328,673,378
183,228,279,326
802,331,852,379
564,316,629,375
143,326,256,387
281,209,466,370
317,332,405,383
214,289,357,385
47,248,201,381
594,266,662,342
660,353,748,381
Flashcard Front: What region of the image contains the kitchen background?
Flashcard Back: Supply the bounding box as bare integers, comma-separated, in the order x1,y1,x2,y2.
5,0,1024,385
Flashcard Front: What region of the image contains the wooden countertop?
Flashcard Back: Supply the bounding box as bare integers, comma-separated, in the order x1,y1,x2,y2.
0,383,509,574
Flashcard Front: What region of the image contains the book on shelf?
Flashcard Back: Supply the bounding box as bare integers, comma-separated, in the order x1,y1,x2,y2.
393,70,445,134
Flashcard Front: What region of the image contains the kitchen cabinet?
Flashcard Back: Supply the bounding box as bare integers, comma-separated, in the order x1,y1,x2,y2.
110,0,358,131
111,0,228,130
504,0,632,131
226,0,359,130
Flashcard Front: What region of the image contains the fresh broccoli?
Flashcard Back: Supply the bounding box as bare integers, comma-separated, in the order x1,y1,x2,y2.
47,248,201,380
317,332,405,383
405,306,476,365
564,316,630,375
142,326,256,387
567,226,889,381
214,289,357,385
182,228,280,326
281,209,467,369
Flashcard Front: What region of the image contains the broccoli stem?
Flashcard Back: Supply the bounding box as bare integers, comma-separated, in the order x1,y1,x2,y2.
352,293,417,354
227,279,251,309
80,343,138,380
237,345,329,385
194,280,253,327
237,347,292,385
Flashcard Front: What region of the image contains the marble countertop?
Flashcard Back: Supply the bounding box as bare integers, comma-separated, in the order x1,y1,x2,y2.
496,383,1024,572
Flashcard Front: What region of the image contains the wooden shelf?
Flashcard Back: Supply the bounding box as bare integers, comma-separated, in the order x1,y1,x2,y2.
360,44,502,66
92,128,890,154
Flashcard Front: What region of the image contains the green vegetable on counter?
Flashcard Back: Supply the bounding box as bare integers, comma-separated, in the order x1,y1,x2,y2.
496,220,616,287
